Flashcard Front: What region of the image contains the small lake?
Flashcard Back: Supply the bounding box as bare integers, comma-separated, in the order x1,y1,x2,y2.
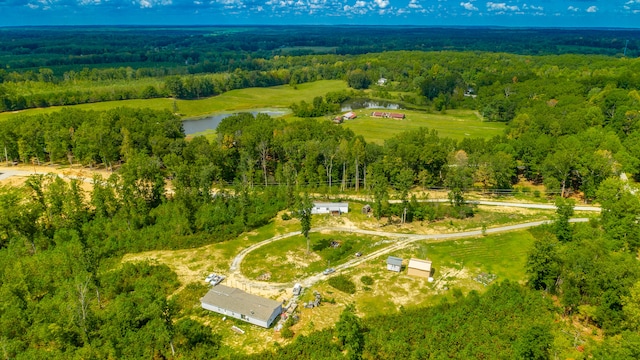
182,109,289,135
340,98,402,112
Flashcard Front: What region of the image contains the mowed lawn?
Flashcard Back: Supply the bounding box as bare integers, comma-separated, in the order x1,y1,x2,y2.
342,109,506,143
412,229,536,282
0,80,348,122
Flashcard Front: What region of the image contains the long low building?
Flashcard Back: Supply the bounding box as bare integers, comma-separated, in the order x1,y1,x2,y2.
200,285,282,328
311,202,349,215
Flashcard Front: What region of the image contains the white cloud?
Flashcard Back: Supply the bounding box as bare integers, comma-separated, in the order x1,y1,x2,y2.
523,4,543,11
586,5,597,13
136,0,172,8
567,6,579,12
486,2,519,12
460,1,477,11
408,0,421,9
79,0,101,5
374,0,389,8
624,0,640,12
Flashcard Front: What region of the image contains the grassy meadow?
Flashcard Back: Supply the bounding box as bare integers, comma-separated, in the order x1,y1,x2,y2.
341,108,506,143
0,79,507,144
241,232,392,283
0,80,347,122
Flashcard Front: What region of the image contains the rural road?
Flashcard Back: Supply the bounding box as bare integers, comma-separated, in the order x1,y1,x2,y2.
226,218,590,295
387,198,601,212
0,168,95,183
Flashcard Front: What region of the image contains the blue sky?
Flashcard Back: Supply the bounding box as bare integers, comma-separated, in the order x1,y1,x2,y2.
1,0,639,27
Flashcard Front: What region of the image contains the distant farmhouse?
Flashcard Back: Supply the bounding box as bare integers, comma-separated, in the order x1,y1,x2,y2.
377,77,387,86
371,111,405,119
407,258,432,278
311,202,349,215
386,256,403,272
343,111,357,120
200,285,282,328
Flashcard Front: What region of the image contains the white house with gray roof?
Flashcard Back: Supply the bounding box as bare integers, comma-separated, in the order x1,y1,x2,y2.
311,202,349,215
387,256,403,272
200,285,282,328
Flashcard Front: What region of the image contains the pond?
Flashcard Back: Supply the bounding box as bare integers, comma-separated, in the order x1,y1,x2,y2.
181,109,289,135
340,98,402,112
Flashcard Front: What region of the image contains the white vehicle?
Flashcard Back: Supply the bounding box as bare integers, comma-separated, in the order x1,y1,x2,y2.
322,268,335,275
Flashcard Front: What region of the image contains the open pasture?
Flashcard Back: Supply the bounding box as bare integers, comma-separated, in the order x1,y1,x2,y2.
0,80,347,121
411,230,535,282
341,108,506,143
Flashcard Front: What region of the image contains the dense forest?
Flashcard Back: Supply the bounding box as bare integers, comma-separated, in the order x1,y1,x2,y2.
1,26,640,359
1,26,640,111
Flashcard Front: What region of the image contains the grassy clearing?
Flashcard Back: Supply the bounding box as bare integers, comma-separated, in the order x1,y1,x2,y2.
241,232,392,283
0,80,347,122
411,229,535,283
341,108,506,143
124,205,544,353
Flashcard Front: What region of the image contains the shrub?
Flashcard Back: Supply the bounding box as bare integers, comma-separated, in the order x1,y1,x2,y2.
281,212,292,220
360,276,374,286
281,326,294,339
328,275,356,294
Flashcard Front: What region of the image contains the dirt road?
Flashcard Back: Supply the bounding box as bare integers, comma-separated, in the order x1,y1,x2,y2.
226,218,590,297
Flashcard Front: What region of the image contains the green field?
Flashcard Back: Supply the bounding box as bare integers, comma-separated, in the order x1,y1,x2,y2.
411,229,536,282
0,79,505,143
0,80,348,122
342,109,506,143
242,232,391,283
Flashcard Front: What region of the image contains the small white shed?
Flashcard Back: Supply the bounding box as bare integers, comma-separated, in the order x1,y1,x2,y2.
387,256,403,272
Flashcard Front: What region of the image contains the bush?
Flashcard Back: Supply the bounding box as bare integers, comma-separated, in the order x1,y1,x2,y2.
281,212,292,220
328,275,357,294
360,276,374,286
281,326,294,339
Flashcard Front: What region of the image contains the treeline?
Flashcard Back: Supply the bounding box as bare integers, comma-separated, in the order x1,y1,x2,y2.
528,192,640,334
3,102,640,212
3,49,640,114
1,26,638,74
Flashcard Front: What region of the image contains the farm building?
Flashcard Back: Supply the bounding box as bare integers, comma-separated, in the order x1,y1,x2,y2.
333,116,343,124
311,202,349,215
407,258,432,278
200,285,282,328
343,111,357,120
387,256,403,272
370,111,405,119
